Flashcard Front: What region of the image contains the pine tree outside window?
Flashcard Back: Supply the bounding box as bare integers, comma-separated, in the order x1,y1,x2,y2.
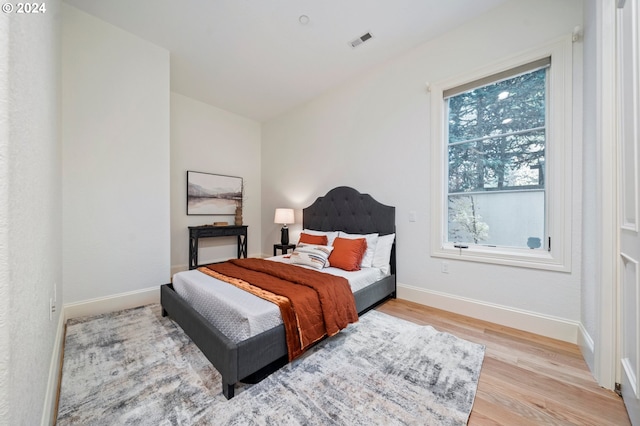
446,64,548,249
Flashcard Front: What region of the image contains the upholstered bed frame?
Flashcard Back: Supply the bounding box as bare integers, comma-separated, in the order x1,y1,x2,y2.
160,186,396,399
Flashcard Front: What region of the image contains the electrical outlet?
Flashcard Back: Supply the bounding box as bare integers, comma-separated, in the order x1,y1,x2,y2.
49,298,56,321
441,261,449,274
409,211,417,222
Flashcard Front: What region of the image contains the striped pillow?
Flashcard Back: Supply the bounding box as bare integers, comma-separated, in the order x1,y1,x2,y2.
289,244,334,270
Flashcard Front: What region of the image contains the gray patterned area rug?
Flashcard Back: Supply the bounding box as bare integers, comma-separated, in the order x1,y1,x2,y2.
57,304,485,425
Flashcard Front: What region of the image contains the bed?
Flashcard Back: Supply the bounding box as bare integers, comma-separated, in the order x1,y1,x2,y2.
160,186,396,399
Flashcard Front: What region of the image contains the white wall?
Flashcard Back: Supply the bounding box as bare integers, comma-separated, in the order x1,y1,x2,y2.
578,0,625,391
0,14,8,421
170,93,262,273
262,0,584,338
581,0,598,372
0,1,64,424
62,5,171,304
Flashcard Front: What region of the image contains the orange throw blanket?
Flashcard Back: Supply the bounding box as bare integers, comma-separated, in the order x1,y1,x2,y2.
198,258,358,360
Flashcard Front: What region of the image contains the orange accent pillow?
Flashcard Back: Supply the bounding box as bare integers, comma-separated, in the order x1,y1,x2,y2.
299,232,328,246
328,237,367,271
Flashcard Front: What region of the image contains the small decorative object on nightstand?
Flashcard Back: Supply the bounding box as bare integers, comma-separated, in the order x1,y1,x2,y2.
274,208,294,245
234,206,243,226
273,243,296,256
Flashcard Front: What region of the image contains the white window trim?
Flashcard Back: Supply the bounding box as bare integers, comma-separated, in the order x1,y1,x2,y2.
430,36,573,272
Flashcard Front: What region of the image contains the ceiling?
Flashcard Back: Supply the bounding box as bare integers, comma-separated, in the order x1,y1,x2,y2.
63,0,510,122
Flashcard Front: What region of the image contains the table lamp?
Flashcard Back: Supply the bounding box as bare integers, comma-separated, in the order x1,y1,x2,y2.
274,208,294,245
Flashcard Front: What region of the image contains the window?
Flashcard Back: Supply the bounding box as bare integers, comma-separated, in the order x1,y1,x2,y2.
447,62,548,249
430,38,573,271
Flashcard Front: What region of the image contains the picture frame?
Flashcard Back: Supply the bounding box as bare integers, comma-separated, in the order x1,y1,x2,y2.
187,171,243,215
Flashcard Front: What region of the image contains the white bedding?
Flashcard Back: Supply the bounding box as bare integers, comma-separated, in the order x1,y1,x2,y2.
172,256,387,344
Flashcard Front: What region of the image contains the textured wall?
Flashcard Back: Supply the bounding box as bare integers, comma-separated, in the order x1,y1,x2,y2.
0,9,9,423
1,1,63,424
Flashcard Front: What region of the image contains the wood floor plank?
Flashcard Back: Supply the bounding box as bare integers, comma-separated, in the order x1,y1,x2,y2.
480,361,619,426
376,299,631,426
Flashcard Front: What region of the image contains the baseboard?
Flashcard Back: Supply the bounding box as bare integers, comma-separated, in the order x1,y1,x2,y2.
578,322,596,372
44,286,160,424
64,286,161,321
397,284,579,343
41,311,65,426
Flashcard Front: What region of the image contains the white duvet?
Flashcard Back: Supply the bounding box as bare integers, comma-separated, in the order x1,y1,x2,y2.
172,256,387,343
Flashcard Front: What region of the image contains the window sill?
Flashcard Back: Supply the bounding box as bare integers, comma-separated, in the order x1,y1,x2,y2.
432,243,571,272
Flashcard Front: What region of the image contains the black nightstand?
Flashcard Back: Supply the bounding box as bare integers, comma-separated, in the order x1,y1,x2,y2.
188,225,248,269
273,243,296,256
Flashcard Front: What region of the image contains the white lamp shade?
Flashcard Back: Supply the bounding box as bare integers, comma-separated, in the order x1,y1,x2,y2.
274,208,294,225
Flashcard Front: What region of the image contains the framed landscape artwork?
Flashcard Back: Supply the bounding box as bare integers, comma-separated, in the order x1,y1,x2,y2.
187,171,243,215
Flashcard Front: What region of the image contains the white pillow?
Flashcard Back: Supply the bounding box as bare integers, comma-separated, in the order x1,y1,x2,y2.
301,229,339,246
289,244,333,270
372,233,395,275
338,232,379,268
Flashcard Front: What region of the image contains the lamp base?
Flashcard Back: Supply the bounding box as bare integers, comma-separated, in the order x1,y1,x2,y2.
280,227,289,245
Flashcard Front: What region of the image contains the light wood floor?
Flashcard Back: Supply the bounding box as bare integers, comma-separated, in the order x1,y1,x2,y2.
376,299,631,426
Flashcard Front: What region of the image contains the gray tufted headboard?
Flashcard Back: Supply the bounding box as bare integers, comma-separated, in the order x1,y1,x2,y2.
303,186,396,274
302,186,395,235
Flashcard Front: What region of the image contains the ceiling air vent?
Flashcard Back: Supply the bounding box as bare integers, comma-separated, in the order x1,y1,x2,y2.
349,32,373,48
